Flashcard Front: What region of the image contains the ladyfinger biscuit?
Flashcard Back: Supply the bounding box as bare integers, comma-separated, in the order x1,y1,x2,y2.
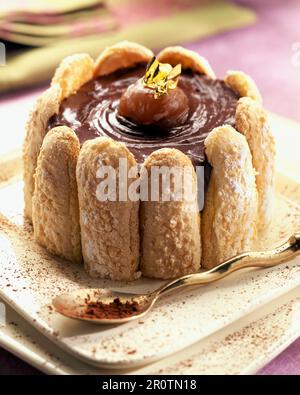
157,46,216,79
32,127,82,263
76,137,140,281
140,148,201,279
235,97,276,229
23,83,62,220
224,70,262,103
202,125,258,269
94,41,153,78
52,53,94,100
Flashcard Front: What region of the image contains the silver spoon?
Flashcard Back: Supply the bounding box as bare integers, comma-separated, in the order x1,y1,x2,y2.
52,233,300,325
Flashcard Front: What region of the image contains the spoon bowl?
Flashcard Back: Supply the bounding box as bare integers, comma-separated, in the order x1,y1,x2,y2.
52,288,156,324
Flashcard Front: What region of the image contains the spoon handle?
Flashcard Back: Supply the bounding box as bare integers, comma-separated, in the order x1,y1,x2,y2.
157,233,300,298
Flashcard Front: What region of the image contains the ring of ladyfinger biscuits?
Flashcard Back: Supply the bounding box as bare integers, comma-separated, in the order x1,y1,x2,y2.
23,41,276,280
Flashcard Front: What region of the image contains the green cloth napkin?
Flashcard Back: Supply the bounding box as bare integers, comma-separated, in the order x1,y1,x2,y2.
0,0,116,46
0,0,104,15
0,1,256,93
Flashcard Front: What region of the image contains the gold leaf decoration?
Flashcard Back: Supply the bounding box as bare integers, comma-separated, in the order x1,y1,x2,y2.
143,56,181,99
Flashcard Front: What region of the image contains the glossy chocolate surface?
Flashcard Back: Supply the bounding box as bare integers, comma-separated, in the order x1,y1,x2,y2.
48,65,239,165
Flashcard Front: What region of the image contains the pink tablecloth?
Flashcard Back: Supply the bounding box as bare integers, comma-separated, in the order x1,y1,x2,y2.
189,0,300,123
1,0,300,375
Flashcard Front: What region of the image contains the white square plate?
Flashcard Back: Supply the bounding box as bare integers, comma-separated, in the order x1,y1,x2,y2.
1,285,300,374
0,113,299,369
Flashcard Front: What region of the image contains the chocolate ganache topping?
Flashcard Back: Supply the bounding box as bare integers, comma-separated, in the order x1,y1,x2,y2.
48,64,239,166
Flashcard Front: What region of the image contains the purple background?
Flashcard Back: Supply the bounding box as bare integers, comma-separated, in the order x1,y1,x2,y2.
1,0,300,374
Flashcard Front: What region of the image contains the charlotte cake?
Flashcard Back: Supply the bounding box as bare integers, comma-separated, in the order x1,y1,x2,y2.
23,41,276,280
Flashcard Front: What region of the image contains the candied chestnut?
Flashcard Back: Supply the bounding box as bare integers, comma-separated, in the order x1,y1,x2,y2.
118,78,189,129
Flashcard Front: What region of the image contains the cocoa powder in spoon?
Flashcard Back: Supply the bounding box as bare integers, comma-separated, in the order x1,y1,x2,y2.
80,297,141,320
